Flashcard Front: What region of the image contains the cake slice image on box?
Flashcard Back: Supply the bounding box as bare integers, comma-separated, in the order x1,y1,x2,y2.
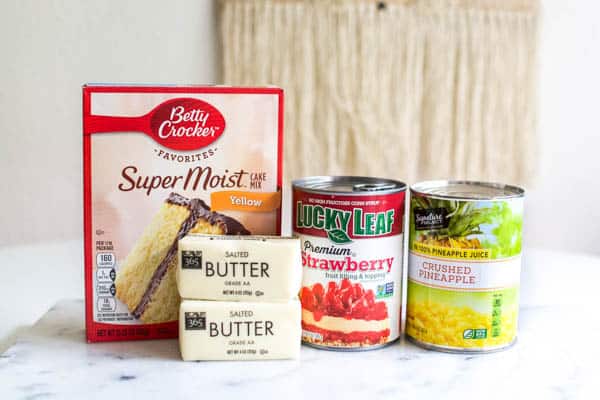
115,192,250,323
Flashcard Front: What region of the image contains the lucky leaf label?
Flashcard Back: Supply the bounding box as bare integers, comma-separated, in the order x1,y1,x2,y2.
327,229,352,244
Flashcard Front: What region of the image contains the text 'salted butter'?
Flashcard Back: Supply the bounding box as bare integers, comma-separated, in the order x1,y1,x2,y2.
177,235,301,302
179,300,301,361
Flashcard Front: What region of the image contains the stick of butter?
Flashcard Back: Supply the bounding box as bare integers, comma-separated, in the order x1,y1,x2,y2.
177,235,301,301
179,299,301,361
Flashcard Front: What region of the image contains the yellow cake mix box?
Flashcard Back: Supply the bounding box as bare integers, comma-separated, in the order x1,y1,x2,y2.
83,85,283,342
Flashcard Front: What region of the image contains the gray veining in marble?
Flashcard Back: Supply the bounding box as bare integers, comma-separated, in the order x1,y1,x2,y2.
1,299,599,399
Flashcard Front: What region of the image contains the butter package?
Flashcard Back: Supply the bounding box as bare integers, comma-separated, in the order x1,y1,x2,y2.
83,85,283,342
179,299,301,361
177,235,301,301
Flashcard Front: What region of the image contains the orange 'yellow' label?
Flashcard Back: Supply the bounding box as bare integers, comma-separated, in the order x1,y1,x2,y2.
210,191,281,212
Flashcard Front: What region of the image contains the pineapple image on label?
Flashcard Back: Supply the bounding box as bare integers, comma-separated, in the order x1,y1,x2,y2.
406,180,524,353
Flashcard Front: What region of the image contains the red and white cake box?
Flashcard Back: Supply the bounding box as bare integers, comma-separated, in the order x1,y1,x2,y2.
83,85,283,342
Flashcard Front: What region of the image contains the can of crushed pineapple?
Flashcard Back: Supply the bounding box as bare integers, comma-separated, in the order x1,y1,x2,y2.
406,180,524,353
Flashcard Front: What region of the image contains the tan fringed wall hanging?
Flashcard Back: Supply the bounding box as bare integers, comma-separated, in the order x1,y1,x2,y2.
219,0,540,185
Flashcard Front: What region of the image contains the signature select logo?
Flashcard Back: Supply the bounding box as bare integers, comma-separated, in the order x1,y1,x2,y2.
150,98,226,149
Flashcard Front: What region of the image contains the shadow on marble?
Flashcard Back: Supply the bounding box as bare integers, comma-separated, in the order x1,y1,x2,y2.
8,299,182,361
0,325,29,354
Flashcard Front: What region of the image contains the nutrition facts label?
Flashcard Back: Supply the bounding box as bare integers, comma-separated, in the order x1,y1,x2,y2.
93,241,136,325
95,251,117,313
491,294,503,337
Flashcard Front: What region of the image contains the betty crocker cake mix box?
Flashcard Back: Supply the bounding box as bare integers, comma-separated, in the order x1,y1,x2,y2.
83,85,283,342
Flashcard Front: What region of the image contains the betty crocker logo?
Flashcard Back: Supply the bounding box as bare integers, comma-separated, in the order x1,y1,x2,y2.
84,97,226,151
149,98,225,150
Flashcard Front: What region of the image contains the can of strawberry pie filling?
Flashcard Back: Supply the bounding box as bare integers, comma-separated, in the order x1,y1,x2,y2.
292,176,406,351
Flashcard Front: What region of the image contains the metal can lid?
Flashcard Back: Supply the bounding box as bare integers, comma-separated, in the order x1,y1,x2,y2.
411,180,525,200
292,176,407,196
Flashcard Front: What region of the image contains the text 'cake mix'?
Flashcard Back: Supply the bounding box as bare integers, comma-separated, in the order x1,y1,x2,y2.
83,85,283,342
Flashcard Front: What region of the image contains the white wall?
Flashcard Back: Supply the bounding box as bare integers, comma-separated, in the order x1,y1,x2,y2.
0,0,218,246
525,0,600,255
1,0,599,255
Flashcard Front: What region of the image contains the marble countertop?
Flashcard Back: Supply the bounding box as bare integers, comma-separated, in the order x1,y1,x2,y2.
2,241,600,399
2,300,599,399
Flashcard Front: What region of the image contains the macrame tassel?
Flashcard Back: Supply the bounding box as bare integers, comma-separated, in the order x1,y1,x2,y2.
219,0,539,185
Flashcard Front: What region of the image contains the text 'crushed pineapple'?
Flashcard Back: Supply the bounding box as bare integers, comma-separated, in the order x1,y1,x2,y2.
407,180,524,352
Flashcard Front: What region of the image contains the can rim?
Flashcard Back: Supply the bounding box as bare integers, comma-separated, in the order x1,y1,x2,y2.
411,180,525,200
292,175,407,195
